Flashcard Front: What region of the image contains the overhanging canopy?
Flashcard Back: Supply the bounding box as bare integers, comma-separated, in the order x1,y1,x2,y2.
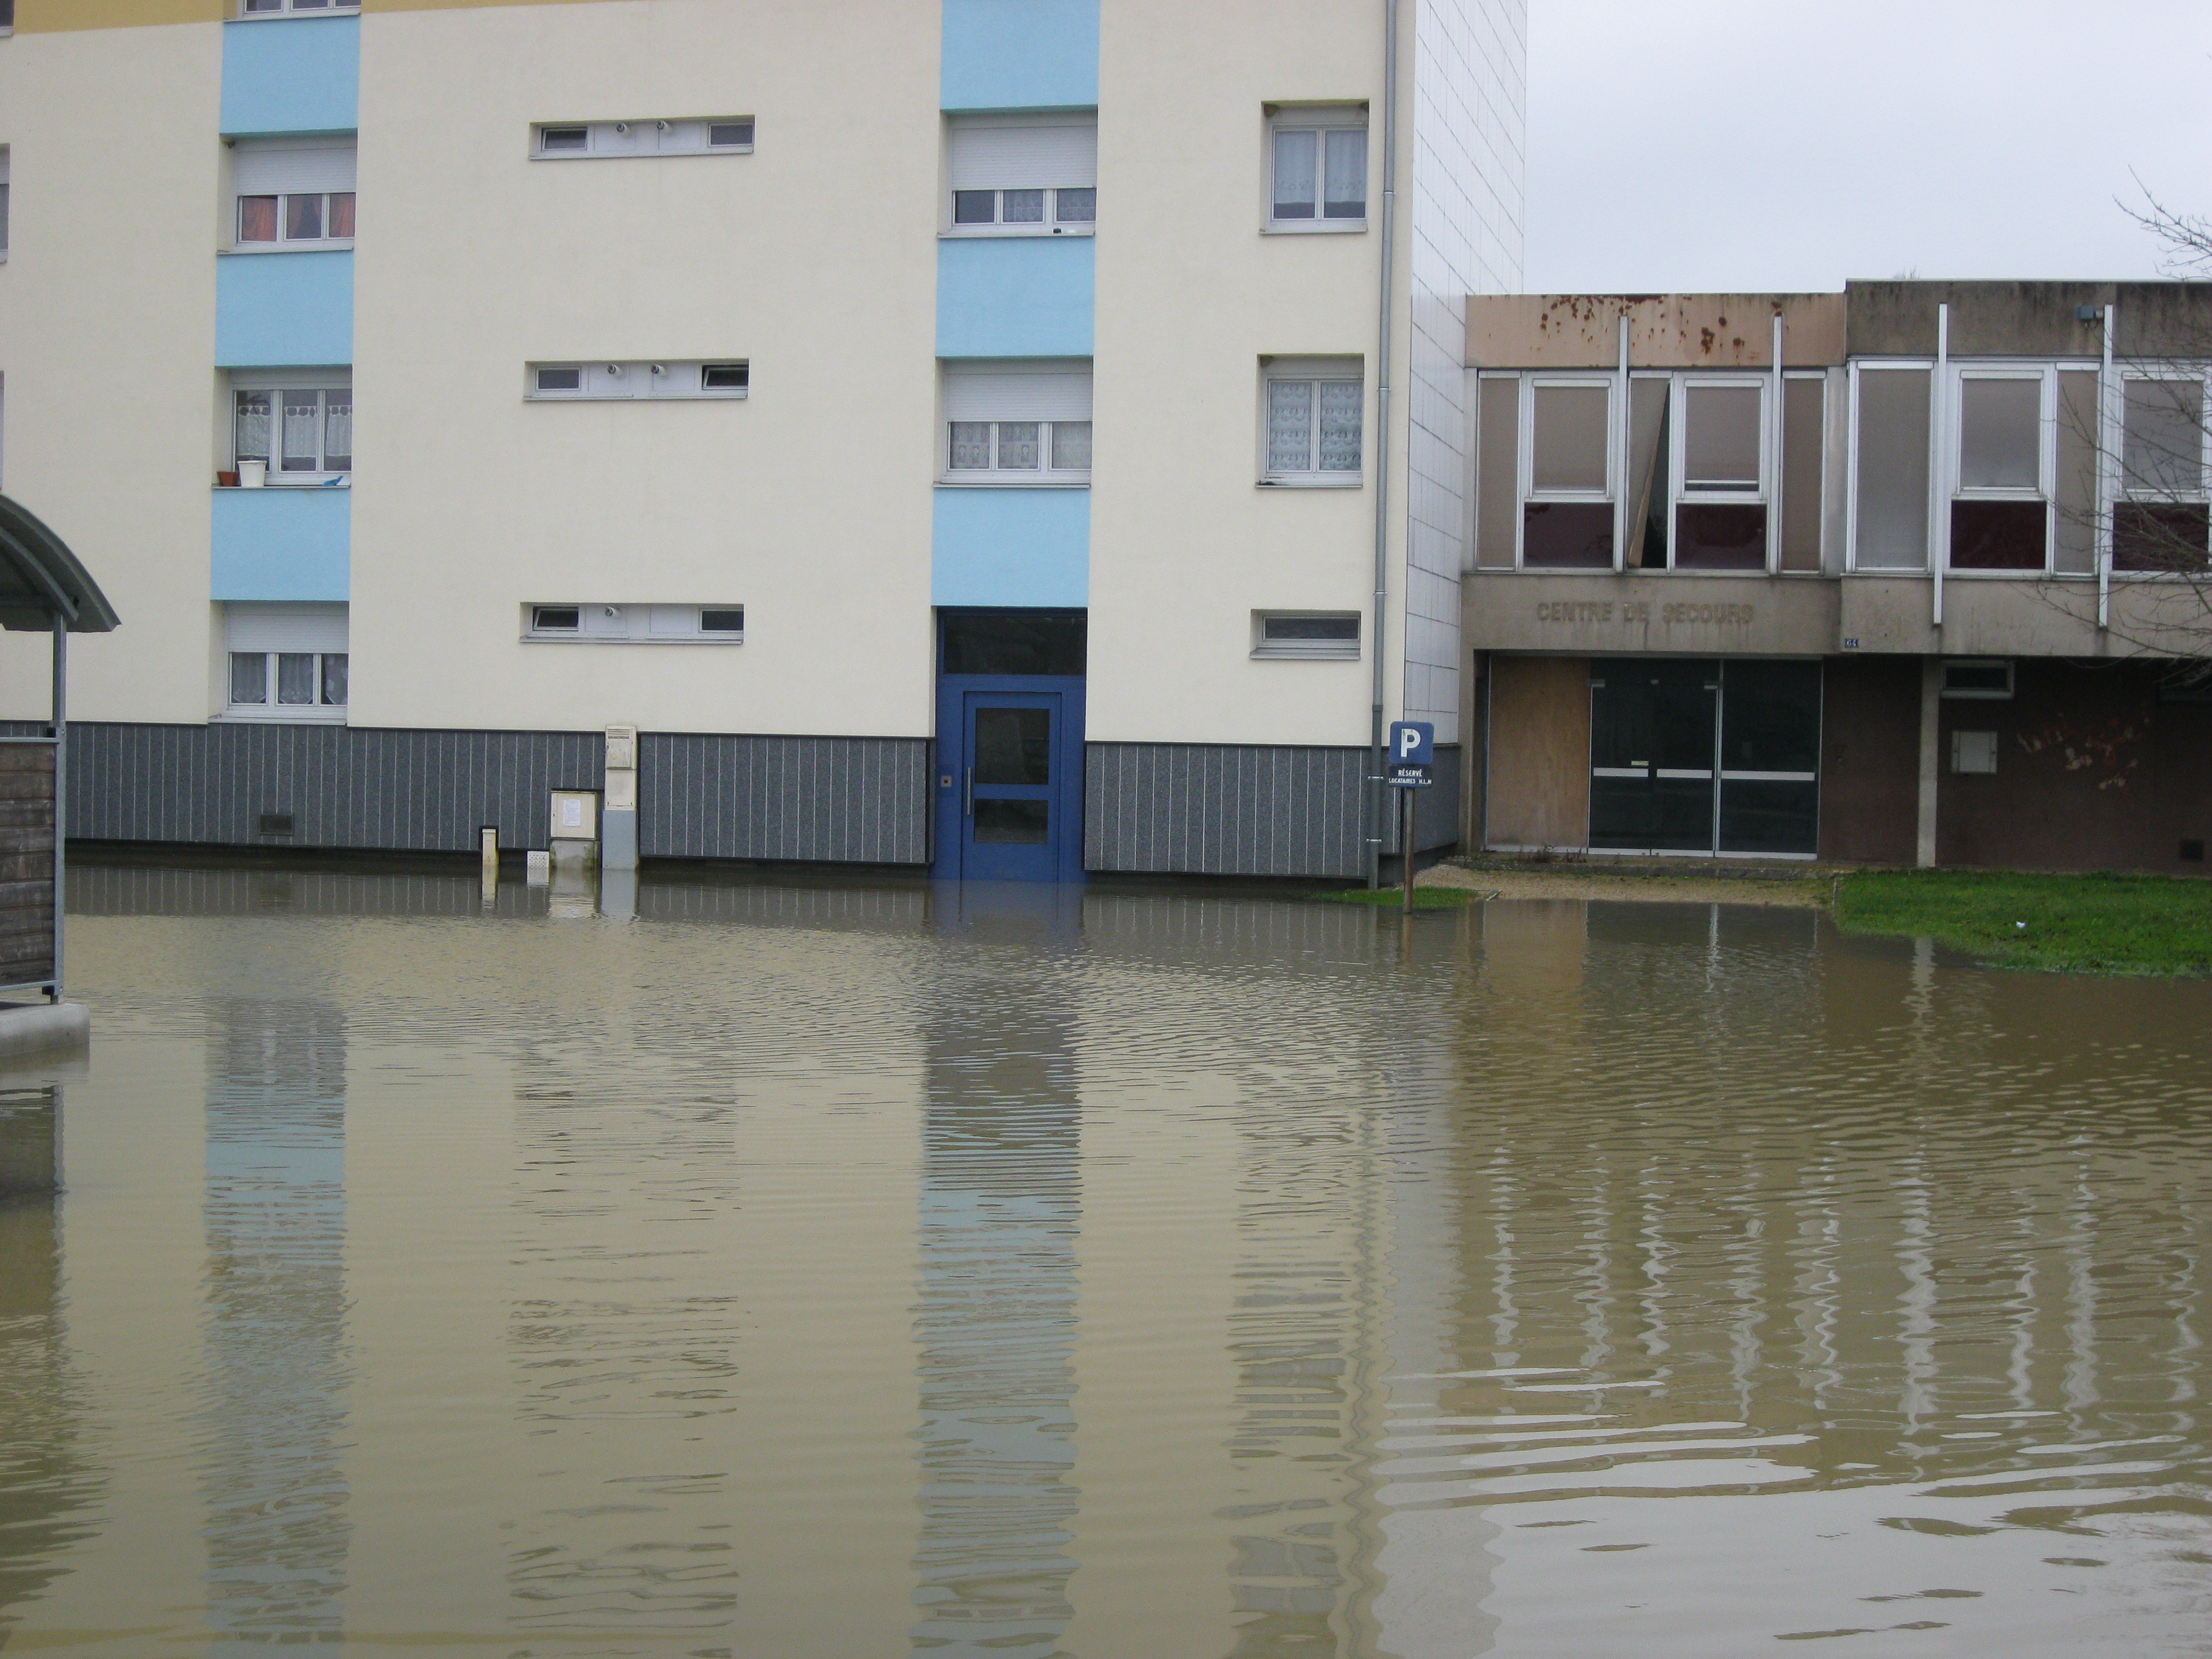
0,494,121,634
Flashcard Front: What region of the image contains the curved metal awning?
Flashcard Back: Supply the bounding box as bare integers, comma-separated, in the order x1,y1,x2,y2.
0,494,121,634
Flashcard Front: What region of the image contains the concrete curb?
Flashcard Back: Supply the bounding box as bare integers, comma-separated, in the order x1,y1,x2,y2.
0,1002,90,1061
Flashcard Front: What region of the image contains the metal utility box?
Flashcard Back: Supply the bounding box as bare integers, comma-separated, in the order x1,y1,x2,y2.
549,789,600,843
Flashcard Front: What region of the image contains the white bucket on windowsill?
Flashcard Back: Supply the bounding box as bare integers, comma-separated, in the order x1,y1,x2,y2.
238,459,267,489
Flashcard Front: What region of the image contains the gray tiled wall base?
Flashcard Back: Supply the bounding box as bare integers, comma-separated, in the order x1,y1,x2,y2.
64,723,931,864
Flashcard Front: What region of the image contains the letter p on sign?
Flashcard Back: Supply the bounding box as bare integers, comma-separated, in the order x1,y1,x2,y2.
1389,721,1435,766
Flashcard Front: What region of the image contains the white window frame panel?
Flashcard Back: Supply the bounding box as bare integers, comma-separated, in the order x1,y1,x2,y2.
2111,365,2212,580
944,112,1097,238
531,119,756,161
237,0,360,17
940,361,1093,485
1945,361,2057,577
1251,611,1362,660
1516,374,1613,566
2117,367,2212,502
1263,104,1369,234
521,604,746,644
221,603,349,724
526,361,749,401
227,369,352,486
1844,357,1936,574
1261,357,1364,487
1666,373,1772,572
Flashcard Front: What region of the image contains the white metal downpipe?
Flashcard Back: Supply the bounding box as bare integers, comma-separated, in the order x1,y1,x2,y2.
1365,0,1399,887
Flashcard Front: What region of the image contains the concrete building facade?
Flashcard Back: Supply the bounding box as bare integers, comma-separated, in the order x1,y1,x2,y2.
1463,282,2212,873
0,0,1529,879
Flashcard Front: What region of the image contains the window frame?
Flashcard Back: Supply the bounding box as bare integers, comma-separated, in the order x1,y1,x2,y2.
521,604,747,644
236,0,361,16
233,189,355,251
226,649,349,719
1260,361,1365,486
1939,658,2015,700
1263,104,1369,234
526,361,749,401
227,370,353,486
2118,368,2211,503
529,118,755,161
941,419,1093,486
1251,611,1362,660
1943,361,2059,577
1844,357,1934,574
946,187,1096,237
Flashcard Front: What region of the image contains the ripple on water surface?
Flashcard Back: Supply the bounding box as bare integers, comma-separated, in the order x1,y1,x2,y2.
0,868,2202,1656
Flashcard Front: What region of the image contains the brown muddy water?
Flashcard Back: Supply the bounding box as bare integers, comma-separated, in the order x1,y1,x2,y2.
0,862,2208,1658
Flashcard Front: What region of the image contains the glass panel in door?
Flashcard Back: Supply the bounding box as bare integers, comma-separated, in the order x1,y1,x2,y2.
960,694,1061,880
1589,660,1718,853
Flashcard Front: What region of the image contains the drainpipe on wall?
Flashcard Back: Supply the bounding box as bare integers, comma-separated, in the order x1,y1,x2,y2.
2098,300,2117,630
1365,0,1399,888
1931,302,1949,631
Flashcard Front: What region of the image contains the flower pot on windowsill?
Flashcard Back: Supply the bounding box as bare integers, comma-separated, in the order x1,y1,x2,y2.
238,460,267,489
216,471,240,488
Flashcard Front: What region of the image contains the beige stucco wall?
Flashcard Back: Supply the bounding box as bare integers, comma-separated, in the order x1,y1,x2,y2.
1088,0,1400,747
0,20,223,725
346,0,941,736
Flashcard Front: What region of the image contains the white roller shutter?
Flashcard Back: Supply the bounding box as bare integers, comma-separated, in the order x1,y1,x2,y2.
947,116,1096,192
225,603,349,654
233,138,358,196
943,362,1093,422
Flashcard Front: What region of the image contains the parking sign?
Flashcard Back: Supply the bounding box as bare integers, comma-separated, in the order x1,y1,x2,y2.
1389,721,1434,766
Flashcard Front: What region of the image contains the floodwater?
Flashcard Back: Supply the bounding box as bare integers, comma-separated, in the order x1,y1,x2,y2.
0,863,2208,1658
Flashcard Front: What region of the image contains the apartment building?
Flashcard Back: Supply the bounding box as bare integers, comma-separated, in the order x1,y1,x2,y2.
1464,282,2212,873
0,0,1527,881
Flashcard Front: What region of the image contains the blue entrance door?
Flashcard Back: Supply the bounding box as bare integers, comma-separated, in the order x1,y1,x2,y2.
934,680,1085,882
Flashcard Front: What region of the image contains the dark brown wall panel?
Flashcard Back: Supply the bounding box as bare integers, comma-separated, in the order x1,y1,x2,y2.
1819,656,1919,865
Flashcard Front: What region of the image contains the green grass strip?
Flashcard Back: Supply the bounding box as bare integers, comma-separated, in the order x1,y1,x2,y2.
1832,868,2212,976
1308,885,1480,910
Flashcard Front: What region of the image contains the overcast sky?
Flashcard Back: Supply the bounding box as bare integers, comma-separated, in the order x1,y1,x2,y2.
1524,0,2212,293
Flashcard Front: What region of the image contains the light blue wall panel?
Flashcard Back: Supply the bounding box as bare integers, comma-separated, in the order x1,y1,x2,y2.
221,16,359,135
216,252,354,366
933,488,1089,607
936,238,1094,358
212,489,350,602
941,0,1099,111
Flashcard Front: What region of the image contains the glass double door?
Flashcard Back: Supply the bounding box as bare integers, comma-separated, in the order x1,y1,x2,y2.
1589,659,1821,855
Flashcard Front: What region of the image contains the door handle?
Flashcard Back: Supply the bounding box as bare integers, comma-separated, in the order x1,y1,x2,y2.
964,766,973,818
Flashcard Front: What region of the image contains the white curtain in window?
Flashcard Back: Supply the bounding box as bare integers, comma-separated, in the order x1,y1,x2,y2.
996,422,1041,469
1050,421,1091,471
1318,381,1362,470
1272,130,1318,216
234,392,272,463
323,394,352,469
949,423,993,469
1322,129,1367,215
1268,380,1315,471
282,391,323,471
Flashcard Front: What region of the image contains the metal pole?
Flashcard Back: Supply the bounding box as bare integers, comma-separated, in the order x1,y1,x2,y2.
2098,300,2117,629
1931,302,1949,629
50,612,65,1002
1365,0,1399,888
1399,786,1415,912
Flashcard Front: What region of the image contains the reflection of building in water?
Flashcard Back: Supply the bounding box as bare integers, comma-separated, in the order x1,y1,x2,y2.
201,1000,350,1649
912,891,1081,1655
1372,898,2212,1537
0,1084,96,1632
